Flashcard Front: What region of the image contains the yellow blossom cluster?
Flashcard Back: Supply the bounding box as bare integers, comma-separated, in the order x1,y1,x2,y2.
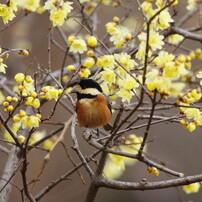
145,48,200,98
0,0,192,29
183,182,201,194
0,57,8,74
4,122,21,143
25,92,40,109
94,52,139,103
168,34,184,45
103,134,144,179
0,48,29,74
0,2,16,24
2,96,18,113
106,17,133,48
0,90,5,104
14,73,35,97
68,36,87,54
13,110,41,129
4,126,56,150
18,0,40,12
44,0,73,27
136,1,177,63
186,0,197,10
78,0,114,14
0,0,73,26
29,130,57,150
147,166,159,177
67,35,97,78
178,88,202,132
40,86,63,101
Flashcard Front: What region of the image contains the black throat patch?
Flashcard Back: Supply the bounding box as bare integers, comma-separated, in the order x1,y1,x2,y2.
77,93,97,100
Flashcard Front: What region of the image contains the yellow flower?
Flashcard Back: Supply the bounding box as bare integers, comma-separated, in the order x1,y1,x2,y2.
138,30,165,51
101,0,112,5
18,0,40,12
146,69,171,93
0,4,15,24
147,166,159,176
163,61,177,78
96,55,115,69
183,183,201,194
100,68,116,84
25,75,33,83
168,34,184,44
50,7,66,26
153,51,175,68
4,122,21,143
118,74,139,91
191,89,201,100
40,86,63,101
13,114,21,122
103,134,144,179
67,35,75,45
21,115,40,128
170,0,178,6
141,1,155,19
14,73,25,83
0,90,5,104
0,58,7,73
187,122,196,132
69,39,87,54
43,139,54,150
168,82,185,97
100,83,118,100
117,88,133,103
114,53,137,71
105,20,131,48
106,22,116,33
184,108,201,120
157,9,174,30
45,0,73,26
103,158,125,179
15,80,35,97
186,0,196,11
37,6,46,14
156,0,168,9
87,36,98,47
136,41,146,61
78,68,91,78
83,57,95,68
67,64,76,72
8,0,20,11
149,30,165,51
29,130,46,145
26,96,40,108
18,135,25,143
43,136,57,150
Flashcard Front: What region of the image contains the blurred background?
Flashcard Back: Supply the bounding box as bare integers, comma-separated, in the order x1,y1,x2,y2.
1,1,202,201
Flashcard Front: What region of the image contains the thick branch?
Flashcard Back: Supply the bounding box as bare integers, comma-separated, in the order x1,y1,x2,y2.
95,174,202,190
171,26,202,42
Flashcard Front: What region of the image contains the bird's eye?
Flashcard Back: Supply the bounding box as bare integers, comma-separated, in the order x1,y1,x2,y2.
81,85,87,89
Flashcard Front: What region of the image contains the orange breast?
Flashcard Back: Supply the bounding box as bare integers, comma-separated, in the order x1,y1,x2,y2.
76,94,111,128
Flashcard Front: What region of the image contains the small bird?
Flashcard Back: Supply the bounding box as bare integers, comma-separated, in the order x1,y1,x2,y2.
71,78,111,130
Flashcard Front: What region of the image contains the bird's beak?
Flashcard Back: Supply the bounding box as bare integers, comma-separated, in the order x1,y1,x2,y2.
70,85,79,93
70,89,78,93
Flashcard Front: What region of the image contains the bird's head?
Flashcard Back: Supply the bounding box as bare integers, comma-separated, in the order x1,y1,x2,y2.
71,78,103,100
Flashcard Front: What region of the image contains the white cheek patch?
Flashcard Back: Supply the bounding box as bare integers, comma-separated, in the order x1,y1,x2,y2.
79,88,101,95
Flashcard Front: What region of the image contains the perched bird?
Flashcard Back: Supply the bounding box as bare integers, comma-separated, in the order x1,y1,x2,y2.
72,78,111,130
